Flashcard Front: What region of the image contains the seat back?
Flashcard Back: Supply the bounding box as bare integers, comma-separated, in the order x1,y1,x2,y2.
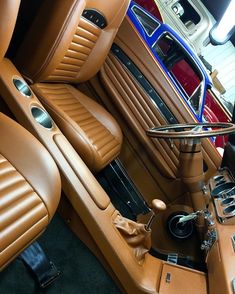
0,0,21,61
15,0,130,83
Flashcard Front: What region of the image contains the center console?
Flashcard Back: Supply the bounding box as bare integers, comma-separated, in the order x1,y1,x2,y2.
0,58,163,294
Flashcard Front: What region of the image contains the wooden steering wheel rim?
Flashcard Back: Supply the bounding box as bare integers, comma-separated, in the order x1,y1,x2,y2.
146,122,235,139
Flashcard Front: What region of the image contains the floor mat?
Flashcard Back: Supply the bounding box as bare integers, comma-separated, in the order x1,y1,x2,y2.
0,214,121,294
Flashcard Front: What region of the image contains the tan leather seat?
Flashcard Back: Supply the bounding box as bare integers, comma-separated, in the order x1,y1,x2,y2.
15,0,130,172
0,114,61,270
0,0,61,270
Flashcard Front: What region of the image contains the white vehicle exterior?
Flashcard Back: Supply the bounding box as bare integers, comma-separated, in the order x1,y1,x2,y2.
155,0,215,54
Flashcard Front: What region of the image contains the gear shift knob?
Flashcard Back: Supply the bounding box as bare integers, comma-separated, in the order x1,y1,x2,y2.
145,199,166,231
152,199,167,213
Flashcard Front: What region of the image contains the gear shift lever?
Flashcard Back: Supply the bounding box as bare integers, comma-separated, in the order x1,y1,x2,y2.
145,199,166,231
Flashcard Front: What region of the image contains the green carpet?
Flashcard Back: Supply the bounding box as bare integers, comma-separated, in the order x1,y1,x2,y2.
0,214,122,294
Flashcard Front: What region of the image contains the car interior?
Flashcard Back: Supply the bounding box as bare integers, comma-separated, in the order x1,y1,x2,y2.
1,1,235,294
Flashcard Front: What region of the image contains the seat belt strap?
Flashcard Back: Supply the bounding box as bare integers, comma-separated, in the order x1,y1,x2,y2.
19,241,61,288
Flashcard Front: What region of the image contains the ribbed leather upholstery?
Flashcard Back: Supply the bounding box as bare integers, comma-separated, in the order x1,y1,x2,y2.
0,155,48,267
15,0,130,83
101,54,180,178
32,83,122,172
14,0,129,171
0,113,61,270
45,18,101,82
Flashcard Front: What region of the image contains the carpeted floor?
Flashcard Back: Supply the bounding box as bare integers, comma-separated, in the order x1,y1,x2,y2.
0,214,122,294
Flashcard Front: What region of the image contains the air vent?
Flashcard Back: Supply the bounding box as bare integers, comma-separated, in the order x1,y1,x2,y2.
132,5,160,36
82,9,107,29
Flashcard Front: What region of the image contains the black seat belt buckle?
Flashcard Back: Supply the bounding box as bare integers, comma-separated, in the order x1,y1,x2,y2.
39,261,61,288
19,241,62,288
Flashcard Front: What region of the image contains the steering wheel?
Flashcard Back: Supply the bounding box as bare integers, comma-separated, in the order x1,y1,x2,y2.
146,122,235,139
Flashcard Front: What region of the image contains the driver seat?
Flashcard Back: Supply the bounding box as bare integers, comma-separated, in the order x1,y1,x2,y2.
14,0,130,172
0,0,61,270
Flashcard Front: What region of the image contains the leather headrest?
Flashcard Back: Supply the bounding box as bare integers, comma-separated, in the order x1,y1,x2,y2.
0,0,21,61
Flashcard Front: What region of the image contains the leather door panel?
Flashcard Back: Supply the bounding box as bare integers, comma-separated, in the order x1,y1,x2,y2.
101,49,180,178
99,17,221,180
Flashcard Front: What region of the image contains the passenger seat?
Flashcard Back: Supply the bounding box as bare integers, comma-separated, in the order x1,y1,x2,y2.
0,0,61,270
15,0,130,172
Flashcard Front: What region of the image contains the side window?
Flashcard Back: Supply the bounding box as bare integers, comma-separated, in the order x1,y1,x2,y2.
133,0,163,21
153,33,203,115
132,6,160,36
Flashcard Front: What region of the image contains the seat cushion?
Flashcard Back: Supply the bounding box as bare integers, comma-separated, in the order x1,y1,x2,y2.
32,83,123,172
0,113,61,270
